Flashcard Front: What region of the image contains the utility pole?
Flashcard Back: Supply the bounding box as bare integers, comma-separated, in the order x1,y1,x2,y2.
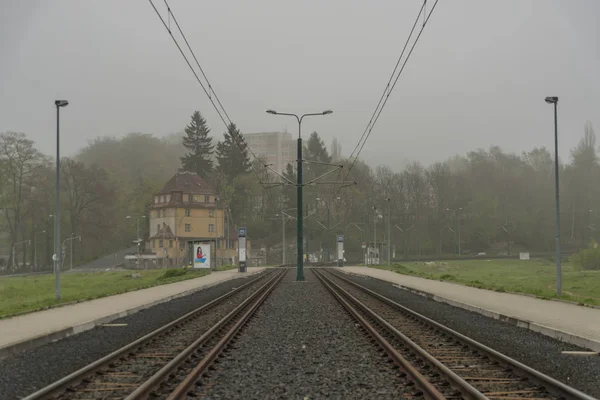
305,203,309,264
387,198,391,265
215,197,219,270
373,206,377,265
282,213,286,265
266,109,333,281
446,208,463,256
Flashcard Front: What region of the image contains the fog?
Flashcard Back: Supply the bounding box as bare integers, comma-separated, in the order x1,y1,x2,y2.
1,0,599,170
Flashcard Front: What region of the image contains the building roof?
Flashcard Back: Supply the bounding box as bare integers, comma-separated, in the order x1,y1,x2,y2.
157,170,214,195
149,223,175,240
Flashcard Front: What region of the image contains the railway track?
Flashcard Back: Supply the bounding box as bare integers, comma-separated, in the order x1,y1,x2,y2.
314,268,597,400
23,268,286,400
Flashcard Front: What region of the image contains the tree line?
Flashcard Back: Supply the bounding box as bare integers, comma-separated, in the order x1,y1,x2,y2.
2,114,598,271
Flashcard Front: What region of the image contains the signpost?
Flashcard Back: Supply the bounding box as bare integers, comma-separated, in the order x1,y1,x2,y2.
238,227,247,273
337,235,344,267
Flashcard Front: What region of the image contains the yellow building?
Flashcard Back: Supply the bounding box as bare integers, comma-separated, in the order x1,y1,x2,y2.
146,170,236,267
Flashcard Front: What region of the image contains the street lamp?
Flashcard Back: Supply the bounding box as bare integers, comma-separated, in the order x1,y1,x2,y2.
54,99,68,300
126,215,146,268
545,96,561,296
62,234,82,270
34,230,46,270
266,109,333,281
446,208,463,256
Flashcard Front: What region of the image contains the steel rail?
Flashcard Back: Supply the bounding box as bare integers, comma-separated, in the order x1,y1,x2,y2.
329,269,598,400
22,269,274,400
165,269,286,399
317,269,487,400
313,269,447,400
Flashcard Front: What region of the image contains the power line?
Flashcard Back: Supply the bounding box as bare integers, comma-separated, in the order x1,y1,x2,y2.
329,0,440,203
149,0,287,193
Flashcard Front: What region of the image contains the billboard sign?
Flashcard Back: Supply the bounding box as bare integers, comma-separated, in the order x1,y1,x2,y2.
193,241,211,269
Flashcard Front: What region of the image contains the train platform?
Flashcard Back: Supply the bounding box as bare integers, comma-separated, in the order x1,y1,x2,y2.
336,266,600,352
0,267,266,359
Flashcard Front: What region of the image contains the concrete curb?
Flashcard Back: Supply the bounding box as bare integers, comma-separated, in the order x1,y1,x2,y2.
338,270,600,352
0,269,265,360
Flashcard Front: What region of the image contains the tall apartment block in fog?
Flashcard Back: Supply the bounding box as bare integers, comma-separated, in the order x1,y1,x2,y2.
242,132,297,173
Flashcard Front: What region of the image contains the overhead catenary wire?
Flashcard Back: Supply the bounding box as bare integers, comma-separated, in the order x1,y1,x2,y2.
329,0,440,204
148,0,288,189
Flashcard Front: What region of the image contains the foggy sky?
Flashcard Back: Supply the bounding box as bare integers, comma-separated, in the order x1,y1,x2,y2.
1,0,599,170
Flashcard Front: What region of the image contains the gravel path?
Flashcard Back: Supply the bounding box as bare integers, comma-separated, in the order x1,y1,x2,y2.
200,268,411,400
338,270,600,398
0,271,268,400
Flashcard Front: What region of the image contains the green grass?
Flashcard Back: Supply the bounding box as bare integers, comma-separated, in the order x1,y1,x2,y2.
0,268,210,318
373,259,600,306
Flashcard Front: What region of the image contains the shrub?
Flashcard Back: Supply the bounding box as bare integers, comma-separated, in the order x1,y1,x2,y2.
158,268,187,280
571,243,600,270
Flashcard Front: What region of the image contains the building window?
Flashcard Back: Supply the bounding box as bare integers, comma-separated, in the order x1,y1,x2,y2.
188,194,194,202
169,240,173,248
159,239,164,248
153,240,156,248
209,209,214,217
185,208,191,217
185,223,191,232
208,224,214,233
157,224,160,232
205,195,210,203
180,240,186,249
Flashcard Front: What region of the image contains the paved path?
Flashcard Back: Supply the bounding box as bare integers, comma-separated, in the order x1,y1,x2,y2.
0,268,265,358
336,266,600,351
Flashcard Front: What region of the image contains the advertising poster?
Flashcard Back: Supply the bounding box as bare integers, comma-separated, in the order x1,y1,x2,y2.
193,241,211,269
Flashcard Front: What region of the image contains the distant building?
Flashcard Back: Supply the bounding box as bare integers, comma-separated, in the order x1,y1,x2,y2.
242,132,297,173
145,170,243,267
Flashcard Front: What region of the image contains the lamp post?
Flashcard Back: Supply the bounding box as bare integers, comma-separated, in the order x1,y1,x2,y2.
12,240,31,270
446,208,463,255
34,230,46,270
545,96,561,296
127,215,146,268
266,109,333,281
54,99,68,300
62,234,81,270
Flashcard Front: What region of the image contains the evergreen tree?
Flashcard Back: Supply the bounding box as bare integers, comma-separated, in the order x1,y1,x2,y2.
216,123,251,181
180,111,214,179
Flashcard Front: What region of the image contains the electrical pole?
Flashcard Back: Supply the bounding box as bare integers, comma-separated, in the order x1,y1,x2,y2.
305,203,309,264
215,197,219,270
266,109,333,281
386,199,391,265
282,213,286,265
373,206,377,265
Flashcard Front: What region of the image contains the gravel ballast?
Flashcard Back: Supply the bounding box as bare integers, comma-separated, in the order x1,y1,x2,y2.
201,268,410,399
338,270,600,398
0,271,268,400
